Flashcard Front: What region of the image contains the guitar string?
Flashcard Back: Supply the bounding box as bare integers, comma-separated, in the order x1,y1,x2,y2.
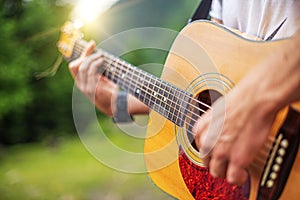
70,45,200,129
93,49,197,129
251,135,280,169
73,44,277,161
72,45,209,134
74,45,276,161
73,44,212,111
251,138,274,167
102,58,204,130
104,52,212,110
250,142,274,170
102,58,201,137
102,50,279,165
104,57,206,117
102,52,211,126
103,57,278,157
73,44,279,138
71,42,277,155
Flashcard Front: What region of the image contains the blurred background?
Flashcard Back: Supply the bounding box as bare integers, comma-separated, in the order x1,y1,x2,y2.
0,0,200,199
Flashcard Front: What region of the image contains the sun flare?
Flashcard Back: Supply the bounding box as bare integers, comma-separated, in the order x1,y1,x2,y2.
73,0,119,23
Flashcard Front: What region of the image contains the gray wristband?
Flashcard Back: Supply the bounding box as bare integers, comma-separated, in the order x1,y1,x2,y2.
113,91,134,123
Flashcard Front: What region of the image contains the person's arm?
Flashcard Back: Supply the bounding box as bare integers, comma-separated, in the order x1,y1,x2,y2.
194,30,300,185
127,94,150,115
69,41,149,117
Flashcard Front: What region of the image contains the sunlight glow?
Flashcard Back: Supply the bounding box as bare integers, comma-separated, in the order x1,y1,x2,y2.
73,0,119,22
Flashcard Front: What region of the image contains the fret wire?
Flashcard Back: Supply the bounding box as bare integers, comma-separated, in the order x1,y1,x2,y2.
74,43,208,135
109,58,115,81
113,58,120,83
103,59,202,127
75,43,190,123
103,57,190,114
172,89,179,123
125,63,134,94
170,84,177,123
144,74,151,106
112,60,117,81
139,73,146,103
134,68,142,100
103,58,200,123
99,50,208,126
156,79,173,121
154,79,160,107
125,65,150,105
110,69,200,130
121,60,129,90
102,50,210,112
103,62,204,132
104,55,114,79
116,59,127,90
138,70,146,101
165,83,171,117
104,59,173,115
159,82,166,108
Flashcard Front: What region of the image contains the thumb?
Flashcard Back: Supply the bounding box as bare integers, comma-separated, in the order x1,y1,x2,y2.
83,40,96,57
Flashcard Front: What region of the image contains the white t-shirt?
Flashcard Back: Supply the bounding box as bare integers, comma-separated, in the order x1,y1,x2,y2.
210,0,300,40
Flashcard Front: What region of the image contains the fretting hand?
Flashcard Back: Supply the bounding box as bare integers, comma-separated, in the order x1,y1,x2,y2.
69,41,119,116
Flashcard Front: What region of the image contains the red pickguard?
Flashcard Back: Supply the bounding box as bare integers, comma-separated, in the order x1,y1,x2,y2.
179,149,249,199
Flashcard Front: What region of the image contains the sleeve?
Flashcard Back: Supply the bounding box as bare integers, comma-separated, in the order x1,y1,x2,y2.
209,0,222,20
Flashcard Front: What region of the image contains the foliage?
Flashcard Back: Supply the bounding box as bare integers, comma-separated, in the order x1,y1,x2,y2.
0,0,199,145
0,0,74,144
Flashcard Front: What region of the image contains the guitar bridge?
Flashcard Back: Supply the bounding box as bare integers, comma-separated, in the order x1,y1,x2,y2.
258,107,300,200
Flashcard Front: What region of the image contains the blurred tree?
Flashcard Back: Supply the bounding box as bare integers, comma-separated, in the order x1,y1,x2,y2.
3,0,23,18
0,0,74,144
0,0,199,145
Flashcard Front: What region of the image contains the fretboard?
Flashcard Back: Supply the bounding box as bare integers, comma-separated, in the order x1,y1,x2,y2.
72,40,192,127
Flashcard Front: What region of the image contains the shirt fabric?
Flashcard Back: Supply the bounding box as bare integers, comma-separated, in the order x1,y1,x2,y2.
210,0,300,40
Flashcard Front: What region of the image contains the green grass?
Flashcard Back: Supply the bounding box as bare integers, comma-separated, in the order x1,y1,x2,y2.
0,118,172,200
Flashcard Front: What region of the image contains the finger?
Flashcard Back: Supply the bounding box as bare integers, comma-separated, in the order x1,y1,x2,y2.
201,154,211,168
208,141,230,178
69,58,82,78
209,156,228,179
86,58,105,97
226,162,248,185
193,115,214,167
68,41,96,78
193,111,211,144
77,51,103,86
82,40,96,57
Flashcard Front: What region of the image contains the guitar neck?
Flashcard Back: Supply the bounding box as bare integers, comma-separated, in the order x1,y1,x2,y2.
71,39,192,127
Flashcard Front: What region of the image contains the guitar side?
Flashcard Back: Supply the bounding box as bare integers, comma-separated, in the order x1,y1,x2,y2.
144,21,300,200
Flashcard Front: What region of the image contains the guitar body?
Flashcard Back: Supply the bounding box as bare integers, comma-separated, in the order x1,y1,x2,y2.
144,21,300,199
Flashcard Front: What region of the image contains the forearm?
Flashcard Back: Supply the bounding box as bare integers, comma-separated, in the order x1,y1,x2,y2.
127,94,150,115
238,30,300,116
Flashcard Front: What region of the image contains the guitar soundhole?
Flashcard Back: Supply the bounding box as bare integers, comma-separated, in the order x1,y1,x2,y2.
179,89,250,199
188,89,222,151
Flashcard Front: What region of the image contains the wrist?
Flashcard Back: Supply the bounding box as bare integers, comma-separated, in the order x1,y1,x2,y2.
112,91,134,123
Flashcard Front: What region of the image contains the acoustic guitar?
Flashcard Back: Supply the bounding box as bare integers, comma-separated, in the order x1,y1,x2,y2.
58,20,300,200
